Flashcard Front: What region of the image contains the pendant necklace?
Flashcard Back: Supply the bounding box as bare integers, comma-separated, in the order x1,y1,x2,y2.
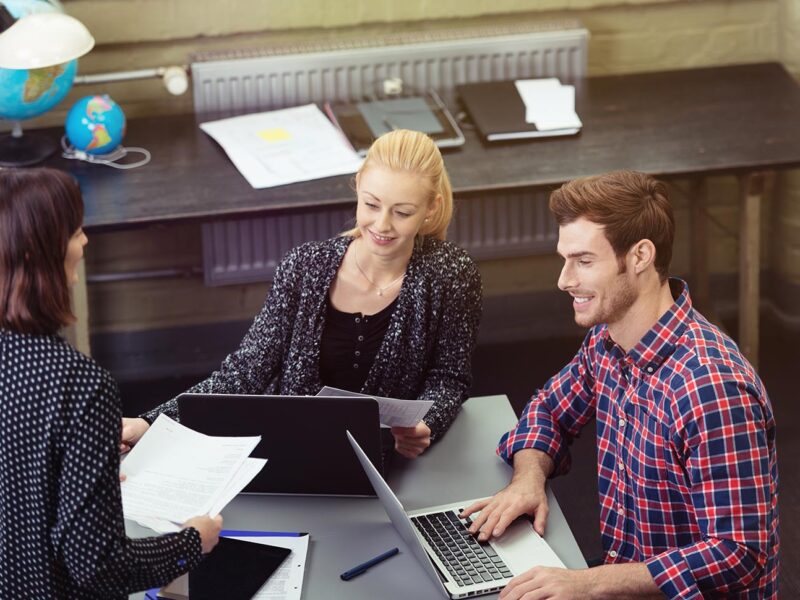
353,240,406,297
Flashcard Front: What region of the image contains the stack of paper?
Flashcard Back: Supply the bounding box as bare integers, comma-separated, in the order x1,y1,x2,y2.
121,414,266,532
199,103,363,189
514,78,582,132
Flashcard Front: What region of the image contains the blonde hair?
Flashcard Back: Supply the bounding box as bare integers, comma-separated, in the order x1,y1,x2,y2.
343,129,453,240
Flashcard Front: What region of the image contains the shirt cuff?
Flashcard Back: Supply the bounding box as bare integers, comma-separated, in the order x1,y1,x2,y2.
645,548,704,600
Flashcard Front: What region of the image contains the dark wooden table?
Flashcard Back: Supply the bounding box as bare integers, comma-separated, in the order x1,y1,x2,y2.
50,62,800,366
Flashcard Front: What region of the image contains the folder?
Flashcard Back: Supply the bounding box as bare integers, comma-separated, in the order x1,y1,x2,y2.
456,80,582,142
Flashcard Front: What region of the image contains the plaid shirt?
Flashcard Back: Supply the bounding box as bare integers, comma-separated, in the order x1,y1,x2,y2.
498,279,778,599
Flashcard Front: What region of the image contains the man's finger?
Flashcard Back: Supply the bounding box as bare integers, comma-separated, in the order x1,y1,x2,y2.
533,503,549,536
460,498,489,518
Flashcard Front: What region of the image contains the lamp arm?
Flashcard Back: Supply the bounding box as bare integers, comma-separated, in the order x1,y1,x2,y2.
73,65,190,95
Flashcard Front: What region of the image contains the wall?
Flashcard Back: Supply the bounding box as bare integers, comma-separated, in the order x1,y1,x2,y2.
40,1,792,360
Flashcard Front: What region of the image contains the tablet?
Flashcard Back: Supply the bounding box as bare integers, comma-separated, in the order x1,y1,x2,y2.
324,89,465,156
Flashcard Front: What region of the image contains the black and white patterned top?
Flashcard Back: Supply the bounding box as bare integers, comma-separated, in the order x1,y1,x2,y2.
0,329,202,599
144,236,483,440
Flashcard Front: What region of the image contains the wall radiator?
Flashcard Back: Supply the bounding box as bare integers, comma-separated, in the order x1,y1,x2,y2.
191,22,588,285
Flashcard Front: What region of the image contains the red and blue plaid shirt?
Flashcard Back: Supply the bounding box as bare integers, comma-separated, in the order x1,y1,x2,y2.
498,279,778,599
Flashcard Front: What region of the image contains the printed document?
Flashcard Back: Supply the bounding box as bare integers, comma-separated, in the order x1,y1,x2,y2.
200,104,363,189
317,385,433,427
515,78,582,131
121,414,263,525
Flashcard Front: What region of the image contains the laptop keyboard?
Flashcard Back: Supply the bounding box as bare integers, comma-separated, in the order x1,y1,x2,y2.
411,509,513,587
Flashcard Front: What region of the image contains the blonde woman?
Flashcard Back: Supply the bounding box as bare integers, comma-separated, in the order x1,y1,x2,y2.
122,130,482,458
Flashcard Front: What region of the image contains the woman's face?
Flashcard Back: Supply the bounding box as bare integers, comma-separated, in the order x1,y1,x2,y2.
64,228,88,286
355,165,439,260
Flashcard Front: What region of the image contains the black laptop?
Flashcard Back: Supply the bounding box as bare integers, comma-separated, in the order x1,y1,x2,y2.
177,393,382,496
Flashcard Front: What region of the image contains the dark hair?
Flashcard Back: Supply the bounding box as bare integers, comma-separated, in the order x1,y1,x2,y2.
549,170,674,281
0,167,84,334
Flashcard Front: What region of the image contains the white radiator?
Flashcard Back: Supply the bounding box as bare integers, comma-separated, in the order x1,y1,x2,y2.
194,22,588,284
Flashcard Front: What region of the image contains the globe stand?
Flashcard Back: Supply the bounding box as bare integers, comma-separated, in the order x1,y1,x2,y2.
0,121,58,167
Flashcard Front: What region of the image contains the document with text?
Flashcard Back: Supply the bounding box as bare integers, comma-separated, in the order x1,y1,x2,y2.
121,414,264,525
317,386,433,428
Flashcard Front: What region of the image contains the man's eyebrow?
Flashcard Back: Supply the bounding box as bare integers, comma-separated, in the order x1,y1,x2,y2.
557,250,598,259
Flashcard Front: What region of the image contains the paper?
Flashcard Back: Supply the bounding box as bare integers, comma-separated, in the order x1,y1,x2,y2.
121,414,263,524
317,386,433,428
514,78,583,131
158,533,309,600
200,104,363,189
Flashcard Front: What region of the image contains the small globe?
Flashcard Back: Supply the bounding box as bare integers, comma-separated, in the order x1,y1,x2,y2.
65,95,126,155
0,1,75,122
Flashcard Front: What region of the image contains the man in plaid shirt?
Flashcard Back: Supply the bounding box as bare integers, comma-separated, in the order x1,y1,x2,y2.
462,171,778,599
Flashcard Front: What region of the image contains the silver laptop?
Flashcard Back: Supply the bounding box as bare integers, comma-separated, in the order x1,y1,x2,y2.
347,431,565,599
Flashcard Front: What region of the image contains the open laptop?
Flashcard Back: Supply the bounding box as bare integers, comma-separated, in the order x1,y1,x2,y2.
177,393,382,496
347,431,565,599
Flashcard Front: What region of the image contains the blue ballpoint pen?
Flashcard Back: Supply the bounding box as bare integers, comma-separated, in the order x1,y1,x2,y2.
340,547,400,580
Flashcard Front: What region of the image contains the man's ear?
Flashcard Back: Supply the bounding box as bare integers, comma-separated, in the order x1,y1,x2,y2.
630,239,656,274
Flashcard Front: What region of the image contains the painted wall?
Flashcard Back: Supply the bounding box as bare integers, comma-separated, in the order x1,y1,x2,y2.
46,0,793,335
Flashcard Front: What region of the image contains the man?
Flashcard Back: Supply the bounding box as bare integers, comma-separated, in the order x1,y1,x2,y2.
462,171,778,599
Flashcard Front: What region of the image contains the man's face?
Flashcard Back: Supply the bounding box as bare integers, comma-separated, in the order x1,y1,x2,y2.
556,218,637,329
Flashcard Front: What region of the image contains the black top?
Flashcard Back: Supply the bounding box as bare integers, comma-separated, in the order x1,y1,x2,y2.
144,236,482,441
319,297,398,392
0,329,202,599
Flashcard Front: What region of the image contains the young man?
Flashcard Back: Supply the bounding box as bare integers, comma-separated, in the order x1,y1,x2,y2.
462,171,778,599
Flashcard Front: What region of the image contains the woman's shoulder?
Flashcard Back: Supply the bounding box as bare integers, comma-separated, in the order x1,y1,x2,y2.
416,238,480,282
279,236,351,273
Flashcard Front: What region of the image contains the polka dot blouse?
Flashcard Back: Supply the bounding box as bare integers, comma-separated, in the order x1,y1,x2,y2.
0,329,202,599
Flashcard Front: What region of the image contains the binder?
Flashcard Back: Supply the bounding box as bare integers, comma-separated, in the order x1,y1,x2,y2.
456,80,581,142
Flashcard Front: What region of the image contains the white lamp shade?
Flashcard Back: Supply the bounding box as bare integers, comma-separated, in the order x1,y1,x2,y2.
0,12,94,69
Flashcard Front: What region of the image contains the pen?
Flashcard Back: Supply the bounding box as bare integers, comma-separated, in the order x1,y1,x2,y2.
340,547,400,581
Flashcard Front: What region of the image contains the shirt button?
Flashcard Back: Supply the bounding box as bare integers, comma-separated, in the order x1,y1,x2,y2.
353,363,359,369
617,506,624,516
618,461,625,471
608,550,618,558
355,350,361,357
355,317,361,323
618,418,626,427
646,366,654,373
357,335,364,342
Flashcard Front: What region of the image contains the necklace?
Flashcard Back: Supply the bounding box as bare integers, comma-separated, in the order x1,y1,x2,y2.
353,240,406,297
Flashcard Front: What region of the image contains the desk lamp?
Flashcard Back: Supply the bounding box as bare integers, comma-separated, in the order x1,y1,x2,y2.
0,10,94,166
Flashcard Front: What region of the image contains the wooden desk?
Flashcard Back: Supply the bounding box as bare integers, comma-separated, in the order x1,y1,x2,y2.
51,62,800,367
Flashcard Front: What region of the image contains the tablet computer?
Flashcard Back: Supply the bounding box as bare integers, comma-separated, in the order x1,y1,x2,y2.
177,393,382,497
324,89,465,156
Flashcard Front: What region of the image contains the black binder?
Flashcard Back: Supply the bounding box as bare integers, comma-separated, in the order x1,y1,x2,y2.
456,80,581,142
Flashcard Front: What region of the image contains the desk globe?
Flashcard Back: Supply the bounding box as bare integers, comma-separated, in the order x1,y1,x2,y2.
0,0,85,166
65,95,126,155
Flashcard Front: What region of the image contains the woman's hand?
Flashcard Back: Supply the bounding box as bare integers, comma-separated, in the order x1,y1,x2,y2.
391,421,432,458
120,417,150,453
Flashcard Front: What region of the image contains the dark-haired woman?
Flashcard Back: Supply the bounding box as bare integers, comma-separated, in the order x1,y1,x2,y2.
0,167,221,599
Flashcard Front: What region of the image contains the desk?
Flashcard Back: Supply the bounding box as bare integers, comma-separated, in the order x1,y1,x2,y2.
128,395,586,599
50,62,800,366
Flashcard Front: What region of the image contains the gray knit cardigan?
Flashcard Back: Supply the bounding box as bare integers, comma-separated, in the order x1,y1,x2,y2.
143,235,483,440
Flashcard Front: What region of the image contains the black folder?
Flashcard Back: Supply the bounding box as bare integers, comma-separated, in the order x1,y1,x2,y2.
457,80,581,142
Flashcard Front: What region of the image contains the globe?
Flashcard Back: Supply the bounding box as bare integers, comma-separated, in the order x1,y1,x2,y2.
0,0,79,166
65,95,126,155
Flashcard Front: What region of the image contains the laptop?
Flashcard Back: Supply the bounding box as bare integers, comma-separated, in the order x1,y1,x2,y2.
457,80,581,142
177,393,382,496
347,431,565,598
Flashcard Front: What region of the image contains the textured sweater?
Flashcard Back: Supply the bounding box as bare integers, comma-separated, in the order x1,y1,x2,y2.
144,235,482,439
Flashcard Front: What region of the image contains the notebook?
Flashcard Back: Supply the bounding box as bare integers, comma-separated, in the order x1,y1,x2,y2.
457,80,582,142
347,431,565,598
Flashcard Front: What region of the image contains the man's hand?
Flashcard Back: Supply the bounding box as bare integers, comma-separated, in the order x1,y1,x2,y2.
120,417,150,453
183,515,223,554
460,449,554,540
391,421,432,459
500,566,593,600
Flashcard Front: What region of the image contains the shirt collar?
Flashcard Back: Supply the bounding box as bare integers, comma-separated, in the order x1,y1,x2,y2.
601,278,692,372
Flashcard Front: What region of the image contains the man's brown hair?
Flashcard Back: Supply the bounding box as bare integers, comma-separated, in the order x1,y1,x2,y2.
549,170,674,281
0,168,84,335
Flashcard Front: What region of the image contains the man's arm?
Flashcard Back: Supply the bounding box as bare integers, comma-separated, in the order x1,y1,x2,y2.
461,449,553,540
500,563,663,600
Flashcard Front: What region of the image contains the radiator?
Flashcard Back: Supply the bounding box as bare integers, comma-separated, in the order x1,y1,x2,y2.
194,22,588,285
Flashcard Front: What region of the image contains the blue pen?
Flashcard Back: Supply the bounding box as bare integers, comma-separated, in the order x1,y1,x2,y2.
340,547,400,581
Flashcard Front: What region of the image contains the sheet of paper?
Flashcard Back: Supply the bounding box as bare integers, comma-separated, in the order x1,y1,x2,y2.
121,414,261,523
160,533,309,600
317,386,433,427
200,104,363,189
515,79,582,130
208,457,268,517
